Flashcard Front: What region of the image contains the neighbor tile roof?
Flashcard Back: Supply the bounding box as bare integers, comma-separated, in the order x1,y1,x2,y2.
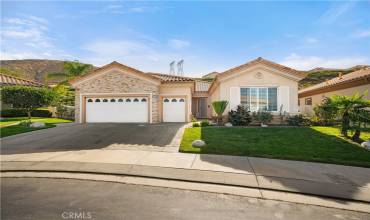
299,68,370,95
219,57,307,79
148,73,195,82
0,73,44,87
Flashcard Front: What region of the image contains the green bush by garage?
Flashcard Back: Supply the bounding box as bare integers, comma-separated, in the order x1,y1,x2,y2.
0,109,52,118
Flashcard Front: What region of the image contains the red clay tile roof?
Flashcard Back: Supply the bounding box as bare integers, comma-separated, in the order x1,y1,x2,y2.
148,72,195,82
299,68,370,95
0,73,44,87
219,57,307,79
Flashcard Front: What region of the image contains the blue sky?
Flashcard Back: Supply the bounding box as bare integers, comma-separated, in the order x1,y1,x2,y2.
1,1,370,76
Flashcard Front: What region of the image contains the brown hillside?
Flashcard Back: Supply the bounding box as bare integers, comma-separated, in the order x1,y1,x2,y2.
0,59,96,84
0,59,66,83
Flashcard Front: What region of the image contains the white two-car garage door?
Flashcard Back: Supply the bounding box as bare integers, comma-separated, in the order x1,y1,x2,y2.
163,98,186,122
85,97,148,123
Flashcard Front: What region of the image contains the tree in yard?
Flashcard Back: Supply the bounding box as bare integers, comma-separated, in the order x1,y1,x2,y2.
46,61,93,83
212,101,228,125
313,97,338,126
1,86,58,123
52,84,75,119
330,92,370,137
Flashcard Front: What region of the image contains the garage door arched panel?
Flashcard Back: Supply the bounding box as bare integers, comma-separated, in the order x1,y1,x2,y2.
163,97,186,122
85,96,149,123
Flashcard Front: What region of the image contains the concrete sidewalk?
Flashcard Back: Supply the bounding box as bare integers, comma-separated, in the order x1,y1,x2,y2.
1,149,370,203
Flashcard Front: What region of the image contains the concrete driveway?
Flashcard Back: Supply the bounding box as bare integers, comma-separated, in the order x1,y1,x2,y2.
1,123,186,154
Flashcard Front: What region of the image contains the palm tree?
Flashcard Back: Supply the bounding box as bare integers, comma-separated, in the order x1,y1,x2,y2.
212,101,229,125
46,61,93,84
349,105,370,142
331,92,370,137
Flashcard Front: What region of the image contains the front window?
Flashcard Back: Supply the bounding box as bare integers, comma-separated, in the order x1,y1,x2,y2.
305,98,312,106
240,87,277,111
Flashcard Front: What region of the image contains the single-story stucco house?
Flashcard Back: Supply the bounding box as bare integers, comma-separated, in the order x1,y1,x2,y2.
299,68,370,115
70,57,307,123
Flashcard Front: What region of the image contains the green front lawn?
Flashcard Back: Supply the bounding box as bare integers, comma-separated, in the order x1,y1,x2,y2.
180,126,370,168
0,117,72,138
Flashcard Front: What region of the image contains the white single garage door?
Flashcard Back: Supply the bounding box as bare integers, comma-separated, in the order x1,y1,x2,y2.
163,98,186,122
85,97,148,123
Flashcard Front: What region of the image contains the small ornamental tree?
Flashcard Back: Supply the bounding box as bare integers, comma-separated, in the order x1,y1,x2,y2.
1,86,58,122
228,105,252,126
212,101,229,125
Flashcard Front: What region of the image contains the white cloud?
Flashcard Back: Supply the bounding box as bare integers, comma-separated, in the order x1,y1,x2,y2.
3,28,43,39
80,38,207,76
319,1,355,24
1,15,70,60
105,4,123,10
353,29,370,38
305,37,319,44
82,39,176,67
280,53,369,70
28,15,49,25
168,39,190,49
129,7,145,13
82,4,158,15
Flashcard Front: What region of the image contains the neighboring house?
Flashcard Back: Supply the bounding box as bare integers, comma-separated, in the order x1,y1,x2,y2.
0,73,44,87
70,57,306,123
299,68,370,115
0,73,45,109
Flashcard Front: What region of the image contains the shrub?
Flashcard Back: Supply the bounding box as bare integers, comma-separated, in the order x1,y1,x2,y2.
286,114,310,126
0,109,52,118
252,111,273,125
228,105,252,126
0,109,27,117
200,120,209,127
192,122,200,127
32,109,53,117
56,105,75,119
313,97,338,126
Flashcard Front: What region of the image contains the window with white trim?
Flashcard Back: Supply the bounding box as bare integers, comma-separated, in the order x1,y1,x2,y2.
240,87,277,111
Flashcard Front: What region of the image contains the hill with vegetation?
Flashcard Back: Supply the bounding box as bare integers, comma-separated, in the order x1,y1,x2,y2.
299,65,369,89
1,59,368,88
0,59,95,85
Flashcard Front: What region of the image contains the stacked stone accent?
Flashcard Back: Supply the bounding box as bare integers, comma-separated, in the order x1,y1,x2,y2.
74,70,160,123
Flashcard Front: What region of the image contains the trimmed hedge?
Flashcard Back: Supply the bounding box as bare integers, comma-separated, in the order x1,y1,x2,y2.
0,109,52,118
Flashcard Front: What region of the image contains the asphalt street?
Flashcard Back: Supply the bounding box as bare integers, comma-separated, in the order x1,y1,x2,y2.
1,177,369,220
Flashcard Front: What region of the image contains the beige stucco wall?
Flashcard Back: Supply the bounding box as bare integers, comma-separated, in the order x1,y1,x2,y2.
207,85,220,117
73,68,160,123
299,84,370,116
159,83,193,121
210,65,300,116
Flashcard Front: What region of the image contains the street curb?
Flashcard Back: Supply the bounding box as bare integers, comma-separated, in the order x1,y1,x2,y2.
1,160,370,203
1,171,370,213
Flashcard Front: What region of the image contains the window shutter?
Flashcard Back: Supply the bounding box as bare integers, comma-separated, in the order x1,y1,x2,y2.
229,87,241,111
278,86,290,112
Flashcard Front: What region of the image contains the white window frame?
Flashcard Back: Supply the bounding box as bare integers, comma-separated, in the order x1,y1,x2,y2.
240,87,278,112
